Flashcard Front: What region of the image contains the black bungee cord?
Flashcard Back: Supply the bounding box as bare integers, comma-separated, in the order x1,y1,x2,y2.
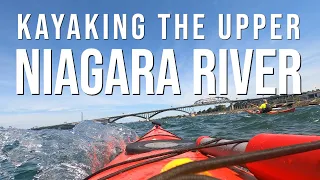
149,140,320,180
84,139,247,180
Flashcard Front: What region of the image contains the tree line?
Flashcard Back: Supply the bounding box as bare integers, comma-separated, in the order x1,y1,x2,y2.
197,105,227,114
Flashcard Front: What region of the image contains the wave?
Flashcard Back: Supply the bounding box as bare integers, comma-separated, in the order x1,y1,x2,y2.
0,121,138,180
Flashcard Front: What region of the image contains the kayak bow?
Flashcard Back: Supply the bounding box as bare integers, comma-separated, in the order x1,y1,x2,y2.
85,122,320,180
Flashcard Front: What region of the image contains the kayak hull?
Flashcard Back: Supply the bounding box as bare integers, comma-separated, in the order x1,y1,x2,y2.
246,107,296,114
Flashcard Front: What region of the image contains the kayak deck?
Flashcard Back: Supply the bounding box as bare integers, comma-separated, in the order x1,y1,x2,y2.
87,125,256,180
90,152,255,180
86,122,320,180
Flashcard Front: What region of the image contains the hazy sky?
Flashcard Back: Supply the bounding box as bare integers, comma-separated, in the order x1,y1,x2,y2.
0,0,319,128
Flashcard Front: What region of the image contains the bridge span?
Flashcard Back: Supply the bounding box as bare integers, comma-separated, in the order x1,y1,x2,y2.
31,95,294,130
90,96,268,123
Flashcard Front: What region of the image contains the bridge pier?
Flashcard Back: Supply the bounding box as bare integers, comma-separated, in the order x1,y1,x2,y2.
230,103,234,110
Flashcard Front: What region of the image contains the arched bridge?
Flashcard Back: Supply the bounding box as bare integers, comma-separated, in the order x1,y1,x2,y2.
92,107,195,123
90,96,282,123
30,95,299,130
91,97,235,123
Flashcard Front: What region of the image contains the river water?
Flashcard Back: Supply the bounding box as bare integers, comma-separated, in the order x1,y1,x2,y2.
0,106,319,179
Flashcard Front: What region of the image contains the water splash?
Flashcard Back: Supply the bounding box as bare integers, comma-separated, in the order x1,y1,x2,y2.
0,121,138,180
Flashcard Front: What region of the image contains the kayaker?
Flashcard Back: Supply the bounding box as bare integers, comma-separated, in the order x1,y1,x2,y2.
258,99,272,113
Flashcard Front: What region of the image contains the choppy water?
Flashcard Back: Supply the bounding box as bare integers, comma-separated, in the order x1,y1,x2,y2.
0,121,138,180
0,106,319,179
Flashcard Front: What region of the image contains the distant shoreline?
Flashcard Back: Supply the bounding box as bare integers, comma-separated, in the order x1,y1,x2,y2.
32,99,320,130
196,109,244,117
194,99,320,117
160,99,320,119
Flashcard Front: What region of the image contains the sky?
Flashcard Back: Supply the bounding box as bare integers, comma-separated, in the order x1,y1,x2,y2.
0,0,319,129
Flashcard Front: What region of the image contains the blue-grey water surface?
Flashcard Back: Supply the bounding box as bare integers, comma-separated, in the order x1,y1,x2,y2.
0,106,319,180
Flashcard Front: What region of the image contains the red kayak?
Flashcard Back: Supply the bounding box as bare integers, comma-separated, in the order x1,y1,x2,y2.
246,107,296,114
85,122,320,180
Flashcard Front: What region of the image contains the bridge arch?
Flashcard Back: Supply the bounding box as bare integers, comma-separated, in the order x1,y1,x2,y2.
149,109,190,119
109,115,148,123
109,109,192,123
